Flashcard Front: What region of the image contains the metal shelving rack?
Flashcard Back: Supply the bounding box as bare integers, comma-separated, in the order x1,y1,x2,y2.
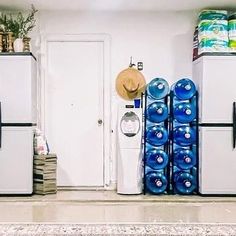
142,83,199,195
169,91,199,195
142,91,170,195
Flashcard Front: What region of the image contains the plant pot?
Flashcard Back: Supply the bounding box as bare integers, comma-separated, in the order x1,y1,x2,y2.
13,38,23,52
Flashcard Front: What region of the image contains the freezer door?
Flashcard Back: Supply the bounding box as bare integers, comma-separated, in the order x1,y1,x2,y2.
199,127,236,194
193,56,236,123
0,127,33,194
0,56,37,123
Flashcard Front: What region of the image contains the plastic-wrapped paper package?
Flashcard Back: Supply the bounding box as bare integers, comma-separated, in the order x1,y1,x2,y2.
199,10,228,21
198,20,228,41
197,10,229,54
192,26,199,60
34,128,50,155
228,19,236,51
198,39,229,54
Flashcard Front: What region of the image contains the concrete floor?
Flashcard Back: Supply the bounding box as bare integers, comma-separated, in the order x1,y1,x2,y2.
0,190,236,223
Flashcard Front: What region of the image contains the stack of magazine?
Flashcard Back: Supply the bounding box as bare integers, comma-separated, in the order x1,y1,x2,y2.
33,154,57,195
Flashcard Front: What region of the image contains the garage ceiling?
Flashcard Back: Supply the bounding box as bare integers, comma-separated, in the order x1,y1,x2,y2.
0,0,236,11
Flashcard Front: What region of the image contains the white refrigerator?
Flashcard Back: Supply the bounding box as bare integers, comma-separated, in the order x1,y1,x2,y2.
193,54,236,195
0,53,37,194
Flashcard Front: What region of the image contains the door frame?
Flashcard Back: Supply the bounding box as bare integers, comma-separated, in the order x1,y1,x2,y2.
40,34,111,188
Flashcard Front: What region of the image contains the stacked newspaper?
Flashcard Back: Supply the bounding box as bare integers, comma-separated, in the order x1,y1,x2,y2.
33,154,57,195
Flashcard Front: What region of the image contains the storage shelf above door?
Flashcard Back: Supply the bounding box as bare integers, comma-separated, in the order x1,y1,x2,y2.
0,52,36,60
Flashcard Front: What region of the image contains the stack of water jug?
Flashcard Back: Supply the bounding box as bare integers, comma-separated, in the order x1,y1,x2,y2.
144,78,198,195
171,79,198,195
145,78,170,194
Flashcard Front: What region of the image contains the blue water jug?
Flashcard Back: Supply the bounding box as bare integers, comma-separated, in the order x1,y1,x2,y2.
174,171,196,194
147,78,169,99
145,171,168,194
146,125,168,146
174,148,196,170
147,102,168,123
172,79,196,100
173,126,196,146
173,102,196,123
146,149,169,170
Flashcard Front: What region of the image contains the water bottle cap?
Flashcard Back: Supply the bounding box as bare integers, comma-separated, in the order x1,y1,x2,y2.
156,108,163,114
184,181,192,188
156,132,163,139
185,109,192,115
184,156,191,163
157,83,164,90
155,179,163,187
156,156,164,163
184,133,191,139
185,84,191,91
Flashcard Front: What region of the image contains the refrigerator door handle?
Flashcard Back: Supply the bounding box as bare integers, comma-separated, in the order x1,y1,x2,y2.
0,102,2,148
233,102,236,149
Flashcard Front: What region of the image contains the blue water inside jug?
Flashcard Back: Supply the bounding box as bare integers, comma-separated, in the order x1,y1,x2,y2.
174,148,196,170
172,78,196,100
173,101,196,123
146,125,168,146
147,78,169,99
146,149,169,170
145,171,168,194
173,125,196,146
174,171,196,194
147,101,168,123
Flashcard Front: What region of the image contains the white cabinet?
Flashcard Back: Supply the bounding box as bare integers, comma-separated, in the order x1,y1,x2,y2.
0,55,37,124
193,55,236,195
193,56,236,124
0,127,33,194
0,54,37,194
199,127,236,194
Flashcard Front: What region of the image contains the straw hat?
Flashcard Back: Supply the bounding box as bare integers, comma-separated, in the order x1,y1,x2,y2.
115,67,146,100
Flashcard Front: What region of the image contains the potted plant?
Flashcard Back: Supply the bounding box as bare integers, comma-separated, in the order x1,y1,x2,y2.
6,5,38,52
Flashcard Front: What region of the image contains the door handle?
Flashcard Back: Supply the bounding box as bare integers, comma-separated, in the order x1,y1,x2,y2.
98,119,103,126
233,102,236,149
0,102,2,148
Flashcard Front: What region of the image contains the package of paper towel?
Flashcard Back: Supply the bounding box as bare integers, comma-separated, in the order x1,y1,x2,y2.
198,10,229,54
198,20,228,41
228,14,236,51
199,10,228,21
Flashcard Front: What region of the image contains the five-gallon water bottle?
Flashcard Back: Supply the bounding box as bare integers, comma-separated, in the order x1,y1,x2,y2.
147,101,168,123
173,125,196,146
146,125,168,146
146,149,169,170
173,102,196,123
172,78,196,100
174,148,196,170
174,171,196,194
147,78,169,99
145,171,168,194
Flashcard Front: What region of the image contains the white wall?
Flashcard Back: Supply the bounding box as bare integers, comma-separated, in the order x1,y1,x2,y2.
38,10,198,185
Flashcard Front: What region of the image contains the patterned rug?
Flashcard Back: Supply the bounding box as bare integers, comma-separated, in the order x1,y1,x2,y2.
0,223,236,235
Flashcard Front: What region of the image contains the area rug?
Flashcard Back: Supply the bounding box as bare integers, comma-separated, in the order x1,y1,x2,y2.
0,223,236,235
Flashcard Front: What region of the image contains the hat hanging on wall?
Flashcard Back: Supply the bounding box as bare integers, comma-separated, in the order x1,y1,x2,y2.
116,67,146,100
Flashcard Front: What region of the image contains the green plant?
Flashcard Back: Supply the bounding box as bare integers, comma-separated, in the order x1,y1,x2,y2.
0,13,10,32
0,5,38,38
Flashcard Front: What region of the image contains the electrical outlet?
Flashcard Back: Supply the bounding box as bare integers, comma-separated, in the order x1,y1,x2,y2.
137,62,143,71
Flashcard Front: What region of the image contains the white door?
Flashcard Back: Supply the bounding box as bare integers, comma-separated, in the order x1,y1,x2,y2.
45,41,104,187
193,56,236,123
199,127,236,194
